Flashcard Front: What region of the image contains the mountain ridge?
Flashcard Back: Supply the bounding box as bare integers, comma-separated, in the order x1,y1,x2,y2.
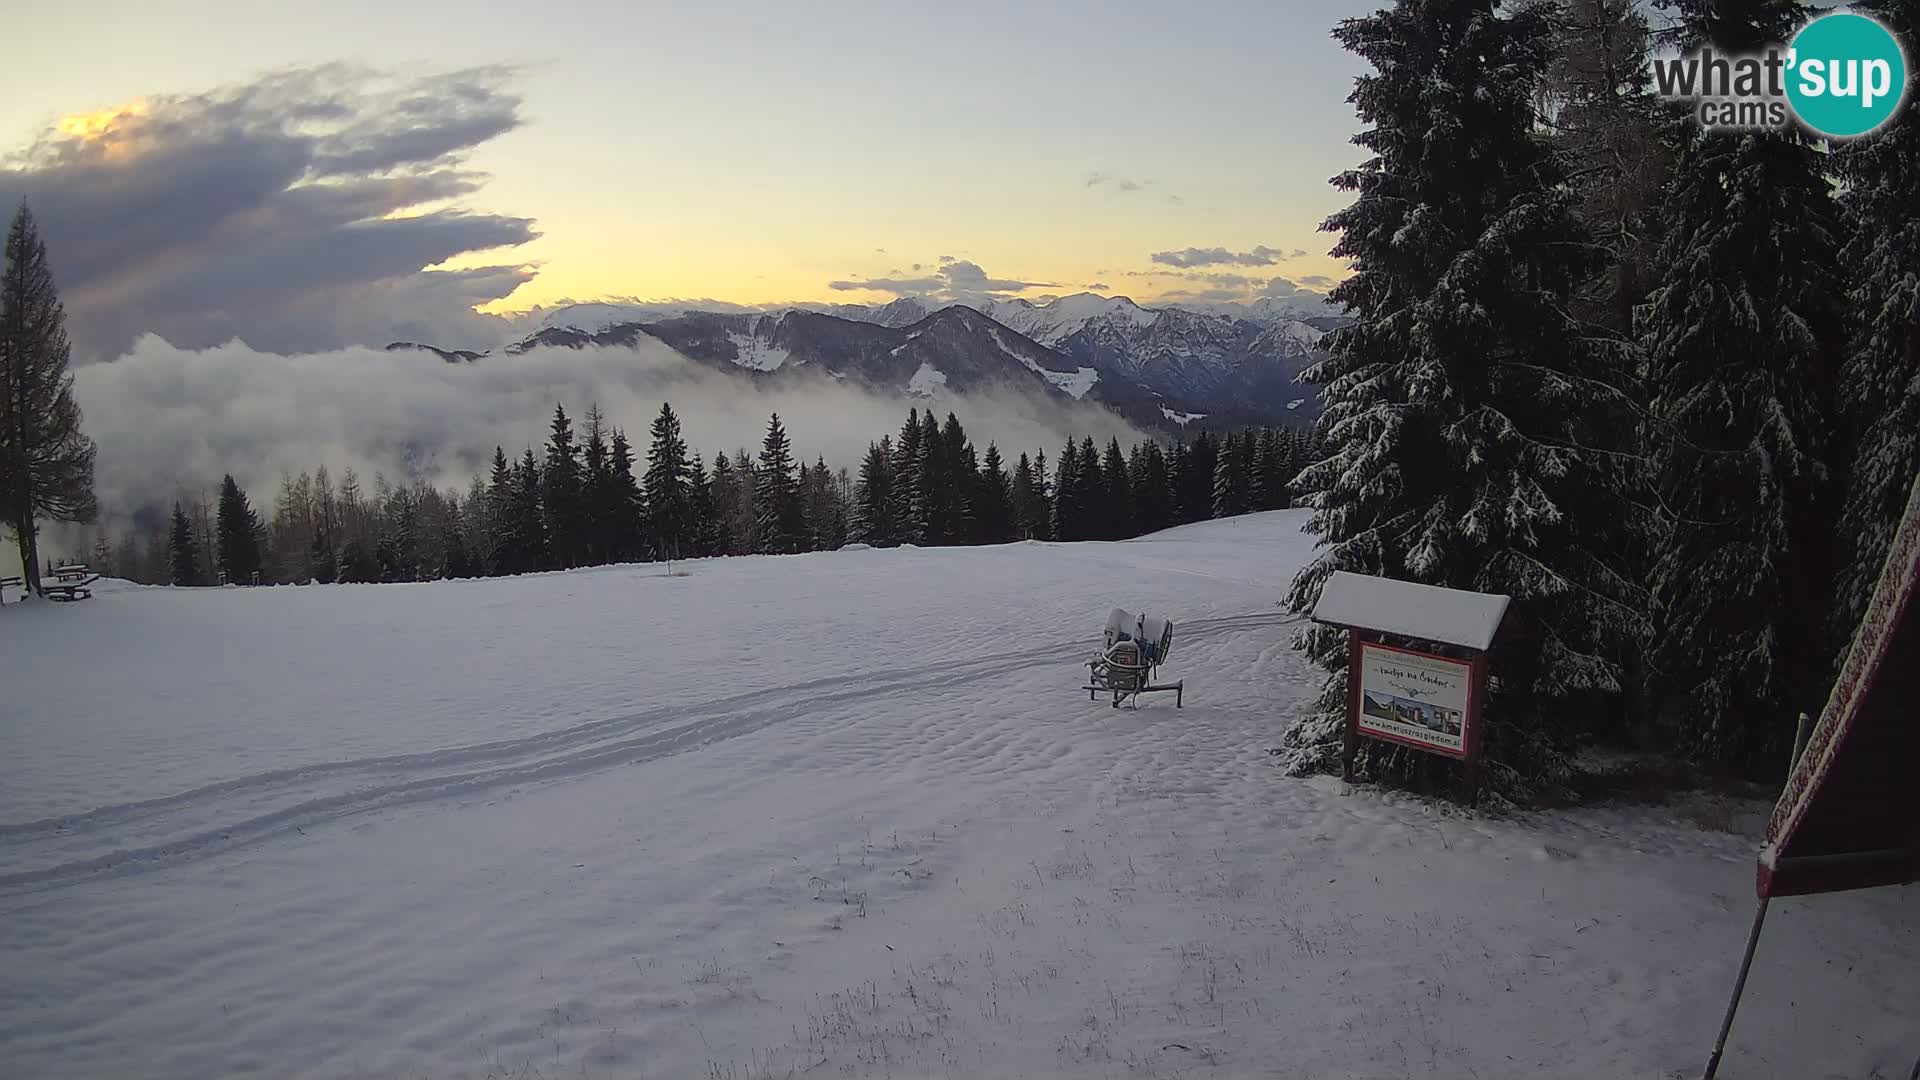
415,294,1345,434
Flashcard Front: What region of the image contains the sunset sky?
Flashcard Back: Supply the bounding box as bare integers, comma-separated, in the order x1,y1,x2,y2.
1,0,1371,358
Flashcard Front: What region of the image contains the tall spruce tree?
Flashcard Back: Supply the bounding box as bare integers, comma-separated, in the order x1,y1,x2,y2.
753,413,804,554
937,414,972,544
1252,429,1285,511
1212,432,1250,519
954,438,982,544
1050,439,1082,542
1180,433,1219,524
1101,438,1131,540
1073,437,1104,537
542,404,584,568
853,439,896,546
609,429,644,561
686,452,714,558
708,451,739,557
1640,0,1846,770
730,449,758,555
890,409,924,544
976,443,1013,544
1010,452,1040,540
1132,442,1173,534
906,414,939,545
1,203,96,595
486,446,520,574
168,501,200,586
580,405,613,565
803,457,849,551
1032,447,1051,540
1285,0,1650,796
1828,0,1920,669
643,402,693,560
516,446,548,570
215,474,263,583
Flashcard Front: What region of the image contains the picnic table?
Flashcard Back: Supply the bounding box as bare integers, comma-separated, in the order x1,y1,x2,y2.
42,565,100,601
0,566,99,603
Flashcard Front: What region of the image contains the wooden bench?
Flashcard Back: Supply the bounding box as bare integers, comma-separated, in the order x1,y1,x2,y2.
0,574,20,605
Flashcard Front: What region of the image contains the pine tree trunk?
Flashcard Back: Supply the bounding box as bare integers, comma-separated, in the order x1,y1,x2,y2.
14,514,41,596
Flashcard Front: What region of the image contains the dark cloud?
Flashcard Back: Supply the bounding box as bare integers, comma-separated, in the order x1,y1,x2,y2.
0,64,537,361
1289,248,1309,259
1086,282,1111,291
1086,172,1173,200
1149,245,1287,268
1149,273,1334,312
1188,272,1258,289
1298,274,1334,288
829,259,1057,305
1085,171,1145,192
1153,287,1249,303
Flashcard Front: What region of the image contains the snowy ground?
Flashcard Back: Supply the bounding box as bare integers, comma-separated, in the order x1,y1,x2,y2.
1,511,1913,1079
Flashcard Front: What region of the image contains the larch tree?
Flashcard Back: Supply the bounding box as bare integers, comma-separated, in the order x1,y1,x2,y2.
1542,0,1675,333
0,203,96,595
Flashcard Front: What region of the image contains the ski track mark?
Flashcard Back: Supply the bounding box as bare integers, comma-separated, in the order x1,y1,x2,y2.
0,612,1303,893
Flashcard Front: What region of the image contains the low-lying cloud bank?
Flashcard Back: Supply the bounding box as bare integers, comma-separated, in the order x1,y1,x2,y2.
69,335,1145,538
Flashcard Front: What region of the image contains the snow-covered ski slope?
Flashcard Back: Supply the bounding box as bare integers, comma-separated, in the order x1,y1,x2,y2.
1,511,1913,1079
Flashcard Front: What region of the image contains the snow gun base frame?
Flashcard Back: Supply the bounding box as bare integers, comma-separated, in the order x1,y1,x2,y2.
1083,679,1184,709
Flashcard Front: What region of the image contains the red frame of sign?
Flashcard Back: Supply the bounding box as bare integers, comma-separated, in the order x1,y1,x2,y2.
1345,637,1486,763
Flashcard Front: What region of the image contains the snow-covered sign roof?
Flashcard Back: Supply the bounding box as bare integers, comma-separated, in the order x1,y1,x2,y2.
1309,571,1511,652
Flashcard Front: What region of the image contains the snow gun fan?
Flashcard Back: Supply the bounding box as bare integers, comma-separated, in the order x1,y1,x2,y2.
1084,608,1184,709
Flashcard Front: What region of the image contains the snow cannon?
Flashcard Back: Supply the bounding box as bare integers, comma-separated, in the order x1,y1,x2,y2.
1086,608,1184,709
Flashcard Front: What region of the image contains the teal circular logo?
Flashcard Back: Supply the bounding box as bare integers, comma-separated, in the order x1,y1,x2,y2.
1786,12,1909,138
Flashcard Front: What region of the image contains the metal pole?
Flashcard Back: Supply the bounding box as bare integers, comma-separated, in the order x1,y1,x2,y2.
1701,897,1771,1080
1907,1049,1919,1080
1791,711,1814,768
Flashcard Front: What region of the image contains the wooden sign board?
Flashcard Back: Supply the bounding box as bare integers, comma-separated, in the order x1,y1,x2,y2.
1310,571,1507,800
1350,640,1481,761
